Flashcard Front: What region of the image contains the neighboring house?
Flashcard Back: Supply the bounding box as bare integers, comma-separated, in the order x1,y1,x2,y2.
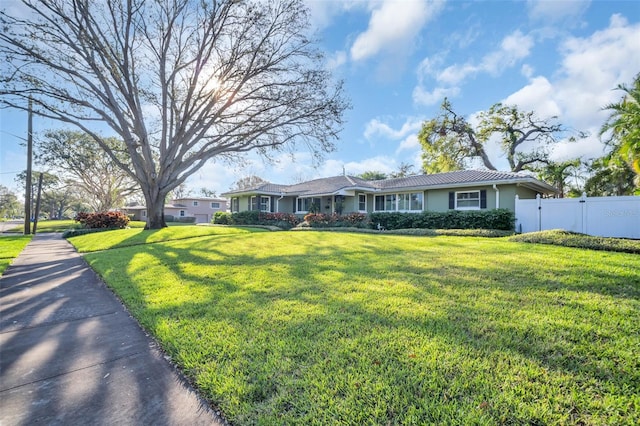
221,170,557,215
124,197,228,223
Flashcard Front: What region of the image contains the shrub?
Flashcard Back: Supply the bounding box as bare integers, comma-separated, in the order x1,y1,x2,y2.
303,213,370,228
232,210,261,225
509,229,640,254
369,209,515,231
177,216,196,223
74,211,130,229
225,211,301,229
213,211,232,225
165,214,175,223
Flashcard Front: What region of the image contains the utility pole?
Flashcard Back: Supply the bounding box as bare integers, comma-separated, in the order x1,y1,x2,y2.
24,99,33,235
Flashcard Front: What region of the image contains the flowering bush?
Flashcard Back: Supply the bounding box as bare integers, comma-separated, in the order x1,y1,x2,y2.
74,211,130,229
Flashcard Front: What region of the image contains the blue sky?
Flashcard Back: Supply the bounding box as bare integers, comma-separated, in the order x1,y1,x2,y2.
1,0,639,197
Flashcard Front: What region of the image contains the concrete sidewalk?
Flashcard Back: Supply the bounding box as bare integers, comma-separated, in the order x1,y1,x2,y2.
0,233,225,426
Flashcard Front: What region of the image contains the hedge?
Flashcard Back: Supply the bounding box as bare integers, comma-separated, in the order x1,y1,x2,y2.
303,213,370,228
509,229,640,254
369,209,515,231
214,211,301,230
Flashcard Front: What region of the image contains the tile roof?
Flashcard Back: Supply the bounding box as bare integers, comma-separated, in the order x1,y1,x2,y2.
222,169,556,196
283,175,376,196
372,169,540,189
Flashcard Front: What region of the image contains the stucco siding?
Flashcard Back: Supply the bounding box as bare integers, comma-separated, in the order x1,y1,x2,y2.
425,189,450,212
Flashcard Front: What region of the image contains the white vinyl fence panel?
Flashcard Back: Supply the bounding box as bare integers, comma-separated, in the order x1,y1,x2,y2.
515,194,640,239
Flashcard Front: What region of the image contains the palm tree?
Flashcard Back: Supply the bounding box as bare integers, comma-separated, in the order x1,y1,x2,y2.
533,159,581,198
600,74,640,178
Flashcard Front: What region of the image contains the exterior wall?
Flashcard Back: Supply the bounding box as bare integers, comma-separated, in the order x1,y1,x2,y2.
172,198,227,223
425,185,531,212
229,184,548,215
277,197,295,213
424,188,450,212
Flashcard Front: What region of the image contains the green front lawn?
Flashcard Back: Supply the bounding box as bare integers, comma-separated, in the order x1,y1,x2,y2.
0,235,32,274
72,229,640,425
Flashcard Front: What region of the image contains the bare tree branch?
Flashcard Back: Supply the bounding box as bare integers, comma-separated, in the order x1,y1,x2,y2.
1,0,348,228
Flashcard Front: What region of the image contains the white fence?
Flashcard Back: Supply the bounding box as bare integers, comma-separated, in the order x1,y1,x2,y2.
515,194,640,239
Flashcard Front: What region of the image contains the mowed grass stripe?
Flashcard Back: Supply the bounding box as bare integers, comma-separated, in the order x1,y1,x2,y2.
79,230,640,425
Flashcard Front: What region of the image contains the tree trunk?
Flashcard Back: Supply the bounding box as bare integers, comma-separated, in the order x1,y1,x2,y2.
144,188,168,229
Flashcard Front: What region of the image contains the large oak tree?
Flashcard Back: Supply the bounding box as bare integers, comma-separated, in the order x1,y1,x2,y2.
0,0,348,228
419,98,578,174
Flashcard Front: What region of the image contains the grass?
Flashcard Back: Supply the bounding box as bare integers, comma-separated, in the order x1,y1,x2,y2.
69,225,266,252
71,229,640,425
0,235,32,274
510,229,640,254
3,219,148,233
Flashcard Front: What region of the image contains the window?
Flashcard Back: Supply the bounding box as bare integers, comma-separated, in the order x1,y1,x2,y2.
455,191,480,210
193,201,199,206
374,192,423,212
296,197,321,213
358,194,367,212
398,193,410,211
250,196,270,212
260,196,270,212
210,202,220,209
179,210,185,217
231,198,239,212
385,194,396,211
410,192,423,210
142,210,146,217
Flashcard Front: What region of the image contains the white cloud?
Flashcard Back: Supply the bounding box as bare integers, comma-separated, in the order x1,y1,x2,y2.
350,0,444,62
364,116,423,140
436,64,477,85
521,64,534,78
438,30,534,84
304,0,364,30
527,0,590,22
396,133,420,153
502,76,562,119
483,31,534,74
326,50,347,70
496,14,640,164
339,156,397,175
414,30,534,106
412,85,460,106
555,14,640,129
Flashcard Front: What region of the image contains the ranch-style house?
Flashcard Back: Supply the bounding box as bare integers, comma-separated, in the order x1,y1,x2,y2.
221,170,557,215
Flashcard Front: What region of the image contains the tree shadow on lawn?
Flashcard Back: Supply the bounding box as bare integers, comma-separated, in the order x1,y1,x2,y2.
84,234,640,423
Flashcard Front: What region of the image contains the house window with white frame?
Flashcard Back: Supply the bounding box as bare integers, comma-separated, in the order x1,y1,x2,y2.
179,210,185,217
296,197,321,213
455,190,481,210
250,196,270,212
374,192,422,212
210,202,220,209
231,198,239,212
260,196,270,212
142,210,146,217
193,201,199,206
358,194,367,212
